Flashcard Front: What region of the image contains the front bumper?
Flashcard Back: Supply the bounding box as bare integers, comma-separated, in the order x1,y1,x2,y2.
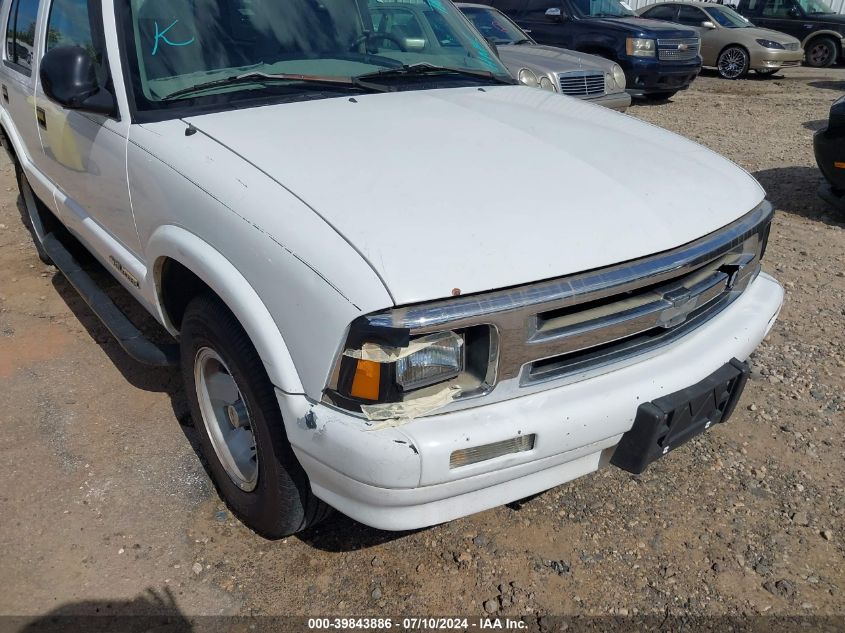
623,57,701,96
750,47,804,70
583,90,632,111
814,126,845,193
279,273,783,531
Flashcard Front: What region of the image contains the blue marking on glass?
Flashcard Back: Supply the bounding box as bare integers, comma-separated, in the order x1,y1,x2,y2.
152,19,196,56
469,38,499,71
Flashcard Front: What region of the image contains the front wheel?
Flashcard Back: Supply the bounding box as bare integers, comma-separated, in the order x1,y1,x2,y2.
180,294,331,538
806,36,837,68
718,46,749,79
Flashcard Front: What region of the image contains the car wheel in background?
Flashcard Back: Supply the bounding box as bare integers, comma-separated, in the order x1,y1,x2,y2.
754,68,780,77
806,36,837,68
718,46,750,79
180,293,331,538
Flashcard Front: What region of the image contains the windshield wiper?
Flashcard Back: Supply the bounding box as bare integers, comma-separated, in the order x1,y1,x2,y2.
161,71,383,101
352,63,516,89
513,38,533,45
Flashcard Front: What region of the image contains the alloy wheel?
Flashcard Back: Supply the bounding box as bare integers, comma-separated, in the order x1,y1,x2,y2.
718,47,748,79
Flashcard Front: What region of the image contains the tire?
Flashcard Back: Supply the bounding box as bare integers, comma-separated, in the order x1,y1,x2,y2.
717,46,750,79
806,36,837,68
641,91,677,101
180,293,331,538
754,68,780,77
15,164,53,264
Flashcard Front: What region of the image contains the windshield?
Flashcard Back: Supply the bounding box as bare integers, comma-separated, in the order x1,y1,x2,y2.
795,0,834,13
459,6,530,44
704,6,754,26
121,0,510,116
571,0,635,18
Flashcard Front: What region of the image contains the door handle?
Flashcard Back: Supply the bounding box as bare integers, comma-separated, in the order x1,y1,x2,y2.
1,85,7,103
36,107,46,129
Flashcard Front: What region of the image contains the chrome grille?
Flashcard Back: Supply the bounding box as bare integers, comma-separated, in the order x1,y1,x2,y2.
362,203,773,410
557,71,606,96
784,42,800,51
657,38,700,61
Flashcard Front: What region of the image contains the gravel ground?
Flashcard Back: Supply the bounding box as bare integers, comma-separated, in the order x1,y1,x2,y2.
0,66,843,627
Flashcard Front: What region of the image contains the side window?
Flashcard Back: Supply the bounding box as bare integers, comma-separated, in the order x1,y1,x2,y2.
676,5,706,24
643,5,678,20
761,0,796,16
5,0,22,66
45,0,94,54
5,0,39,73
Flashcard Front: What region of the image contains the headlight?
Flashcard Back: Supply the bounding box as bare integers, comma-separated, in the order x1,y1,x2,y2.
756,38,785,49
611,63,626,89
518,68,539,87
395,332,463,390
539,76,557,91
325,318,498,420
626,37,656,57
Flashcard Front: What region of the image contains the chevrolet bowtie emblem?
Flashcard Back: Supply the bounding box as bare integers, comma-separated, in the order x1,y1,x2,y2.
678,43,689,51
659,289,699,328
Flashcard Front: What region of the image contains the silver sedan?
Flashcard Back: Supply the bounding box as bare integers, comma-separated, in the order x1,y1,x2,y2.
457,3,631,111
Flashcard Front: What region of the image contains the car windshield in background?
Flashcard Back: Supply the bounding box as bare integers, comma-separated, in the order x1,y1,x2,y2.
121,0,510,113
571,0,635,18
705,6,753,27
460,6,530,45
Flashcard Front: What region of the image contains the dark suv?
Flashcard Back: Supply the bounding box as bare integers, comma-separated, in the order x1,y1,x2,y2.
474,0,702,99
736,0,845,67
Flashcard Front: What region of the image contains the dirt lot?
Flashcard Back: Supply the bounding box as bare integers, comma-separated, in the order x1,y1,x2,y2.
1,67,843,627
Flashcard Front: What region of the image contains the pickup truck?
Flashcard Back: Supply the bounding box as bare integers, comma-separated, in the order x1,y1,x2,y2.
736,0,845,67
0,0,783,537
474,0,703,99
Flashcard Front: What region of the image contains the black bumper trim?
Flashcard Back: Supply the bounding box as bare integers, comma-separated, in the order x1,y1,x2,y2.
610,358,750,474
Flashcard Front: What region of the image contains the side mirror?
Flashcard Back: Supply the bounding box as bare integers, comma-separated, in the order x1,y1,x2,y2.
701,20,716,28
403,37,427,52
485,37,501,57
39,45,115,115
788,6,801,16
545,7,563,20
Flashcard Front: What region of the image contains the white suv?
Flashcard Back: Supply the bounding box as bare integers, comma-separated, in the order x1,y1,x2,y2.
0,0,783,537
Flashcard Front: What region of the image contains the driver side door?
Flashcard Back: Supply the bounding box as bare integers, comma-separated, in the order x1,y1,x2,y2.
515,0,573,48
33,0,141,258
754,0,809,40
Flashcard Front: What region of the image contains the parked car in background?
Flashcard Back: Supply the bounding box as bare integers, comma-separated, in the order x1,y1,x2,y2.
814,95,845,212
736,0,845,67
472,0,702,100
458,3,631,109
639,2,803,78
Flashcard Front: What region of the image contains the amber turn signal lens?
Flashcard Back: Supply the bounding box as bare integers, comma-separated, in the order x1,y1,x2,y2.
350,359,380,401
834,161,845,169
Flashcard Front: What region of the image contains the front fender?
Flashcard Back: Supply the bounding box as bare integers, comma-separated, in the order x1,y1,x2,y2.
146,224,304,394
802,29,845,48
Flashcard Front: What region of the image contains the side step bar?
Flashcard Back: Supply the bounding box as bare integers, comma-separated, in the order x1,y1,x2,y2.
42,233,180,367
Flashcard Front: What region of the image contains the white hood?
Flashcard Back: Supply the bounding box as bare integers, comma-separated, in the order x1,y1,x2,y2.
184,86,764,306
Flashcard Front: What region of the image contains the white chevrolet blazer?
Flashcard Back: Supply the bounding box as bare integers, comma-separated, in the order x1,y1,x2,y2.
1,0,783,537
